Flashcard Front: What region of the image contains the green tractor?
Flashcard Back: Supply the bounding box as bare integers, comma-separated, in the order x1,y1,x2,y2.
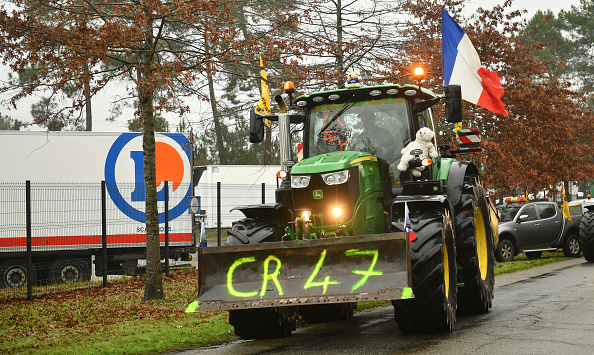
194,77,499,339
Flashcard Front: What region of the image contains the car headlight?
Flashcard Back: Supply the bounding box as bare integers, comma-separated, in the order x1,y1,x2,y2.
321,169,349,185
291,175,311,188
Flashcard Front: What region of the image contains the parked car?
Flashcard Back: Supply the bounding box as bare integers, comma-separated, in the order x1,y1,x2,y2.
496,201,582,262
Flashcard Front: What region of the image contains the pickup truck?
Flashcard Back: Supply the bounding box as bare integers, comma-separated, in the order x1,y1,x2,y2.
496,201,582,262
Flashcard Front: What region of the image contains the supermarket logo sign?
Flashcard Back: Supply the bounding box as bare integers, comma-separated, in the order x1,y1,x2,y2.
104,133,192,223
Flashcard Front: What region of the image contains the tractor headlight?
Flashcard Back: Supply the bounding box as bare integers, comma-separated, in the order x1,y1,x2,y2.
291,175,311,188
321,170,349,185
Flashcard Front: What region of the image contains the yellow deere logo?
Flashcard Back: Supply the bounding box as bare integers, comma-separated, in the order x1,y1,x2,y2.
313,190,323,199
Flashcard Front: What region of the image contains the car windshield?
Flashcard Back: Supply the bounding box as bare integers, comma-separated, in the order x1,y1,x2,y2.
308,98,411,168
498,205,523,222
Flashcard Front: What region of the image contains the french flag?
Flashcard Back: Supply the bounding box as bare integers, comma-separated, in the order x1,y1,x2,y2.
442,8,508,116
404,202,417,243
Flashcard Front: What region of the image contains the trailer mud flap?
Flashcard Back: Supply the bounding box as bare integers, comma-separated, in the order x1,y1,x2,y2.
196,233,411,311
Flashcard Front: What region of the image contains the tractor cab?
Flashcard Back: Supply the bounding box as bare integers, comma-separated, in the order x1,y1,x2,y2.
295,84,438,185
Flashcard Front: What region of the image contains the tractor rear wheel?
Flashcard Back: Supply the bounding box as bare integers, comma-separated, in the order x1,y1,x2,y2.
229,306,299,340
225,217,298,339
579,211,594,262
392,207,457,334
455,182,495,314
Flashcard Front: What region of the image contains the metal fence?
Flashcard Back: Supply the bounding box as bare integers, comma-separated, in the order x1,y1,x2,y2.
0,181,194,300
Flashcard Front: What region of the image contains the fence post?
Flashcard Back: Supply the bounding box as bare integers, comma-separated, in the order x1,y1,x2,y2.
26,180,32,301
164,181,169,277
101,181,107,288
262,182,265,204
217,182,221,246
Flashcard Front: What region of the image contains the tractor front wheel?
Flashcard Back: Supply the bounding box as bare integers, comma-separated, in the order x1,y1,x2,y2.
455,183,495,314
226,217,298,339
392,206,457,334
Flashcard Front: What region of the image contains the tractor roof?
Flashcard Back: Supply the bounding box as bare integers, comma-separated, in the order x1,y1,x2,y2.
294,84,437,110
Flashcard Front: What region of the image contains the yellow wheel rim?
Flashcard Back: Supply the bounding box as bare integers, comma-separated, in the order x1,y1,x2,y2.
444,241,450,299
475,206,488,280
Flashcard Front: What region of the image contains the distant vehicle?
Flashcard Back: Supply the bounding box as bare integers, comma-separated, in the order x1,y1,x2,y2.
496,201,582,262
567,197,594,214
0,131,196,287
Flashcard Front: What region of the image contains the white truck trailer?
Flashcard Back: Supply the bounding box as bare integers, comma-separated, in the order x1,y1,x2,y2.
0,131,196,287
194,165,281,229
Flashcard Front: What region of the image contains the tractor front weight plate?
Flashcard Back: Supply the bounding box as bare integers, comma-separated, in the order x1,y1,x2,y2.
196,233,411,311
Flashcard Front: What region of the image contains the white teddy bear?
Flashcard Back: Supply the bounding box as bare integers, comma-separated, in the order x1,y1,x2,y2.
397,127,438,177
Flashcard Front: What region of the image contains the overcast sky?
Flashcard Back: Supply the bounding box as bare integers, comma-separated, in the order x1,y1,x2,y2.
0,0,584,132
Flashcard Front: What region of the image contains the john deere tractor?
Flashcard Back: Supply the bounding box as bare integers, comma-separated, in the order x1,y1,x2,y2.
194,77,499,339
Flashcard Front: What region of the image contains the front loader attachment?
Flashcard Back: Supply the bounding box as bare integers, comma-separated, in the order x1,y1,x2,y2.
196,233,411,311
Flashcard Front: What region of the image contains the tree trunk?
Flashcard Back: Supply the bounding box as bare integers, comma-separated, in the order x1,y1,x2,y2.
207,69,228,164
83,62,92,131
335,0,345,88
139,66,164,301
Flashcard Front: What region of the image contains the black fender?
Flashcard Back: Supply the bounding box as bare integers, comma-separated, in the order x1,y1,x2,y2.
230,203,293,223
446,161,479,206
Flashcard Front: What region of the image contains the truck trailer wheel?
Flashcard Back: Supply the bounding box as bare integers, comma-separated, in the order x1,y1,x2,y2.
392,207,457,334
454,183,495,314
1,261,37,288
229,306,298,340
579,210,594,262
50,259,91,283
226,217,298,339
299,302,356,323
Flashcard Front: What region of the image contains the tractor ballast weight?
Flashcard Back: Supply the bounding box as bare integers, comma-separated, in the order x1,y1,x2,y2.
195,81,498,338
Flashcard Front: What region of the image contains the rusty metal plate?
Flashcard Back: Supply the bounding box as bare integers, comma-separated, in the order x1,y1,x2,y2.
197,233,410,311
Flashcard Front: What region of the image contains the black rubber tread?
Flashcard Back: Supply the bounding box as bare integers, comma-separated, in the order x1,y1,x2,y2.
525,251,543,260
299,303,357,323
579,211,594,262
495,238,515,262
454,183,495,315
563,233,581,258
50,259,91,283
225,217,298,339
392,207,457,334
226,217,283,246
229,306,299,340
0,261,37,288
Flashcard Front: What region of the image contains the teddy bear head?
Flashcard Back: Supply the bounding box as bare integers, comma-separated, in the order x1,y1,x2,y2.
415,127,435,143
345,72,361,88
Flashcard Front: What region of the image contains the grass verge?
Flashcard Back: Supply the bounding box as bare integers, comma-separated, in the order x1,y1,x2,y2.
1,251,575,354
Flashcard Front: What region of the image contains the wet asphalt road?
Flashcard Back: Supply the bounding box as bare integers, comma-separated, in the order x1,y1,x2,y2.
177,258,594,354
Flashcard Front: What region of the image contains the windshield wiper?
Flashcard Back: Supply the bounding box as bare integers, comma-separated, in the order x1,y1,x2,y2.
318,96,355,135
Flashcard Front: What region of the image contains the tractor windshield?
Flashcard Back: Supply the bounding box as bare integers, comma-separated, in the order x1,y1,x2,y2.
308,97,411,168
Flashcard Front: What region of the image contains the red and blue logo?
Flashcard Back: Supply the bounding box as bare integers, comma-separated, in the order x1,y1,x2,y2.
104,133,192,223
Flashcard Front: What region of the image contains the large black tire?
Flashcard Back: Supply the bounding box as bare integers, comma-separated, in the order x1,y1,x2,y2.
225,217,299,339
563,233,581,258
226,217,283,245
495,238,515,262
454,183,495,314
299,303,356,323
392,207,457,334
50,259,91,284
579,211,594,262
229,306,299,339
0,261,37,288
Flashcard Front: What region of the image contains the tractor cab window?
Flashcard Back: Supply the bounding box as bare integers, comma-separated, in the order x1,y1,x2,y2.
309,97,410,168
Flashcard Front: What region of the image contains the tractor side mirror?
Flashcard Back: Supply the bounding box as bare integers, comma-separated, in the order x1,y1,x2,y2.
444,85,462,123
249,110,265,143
